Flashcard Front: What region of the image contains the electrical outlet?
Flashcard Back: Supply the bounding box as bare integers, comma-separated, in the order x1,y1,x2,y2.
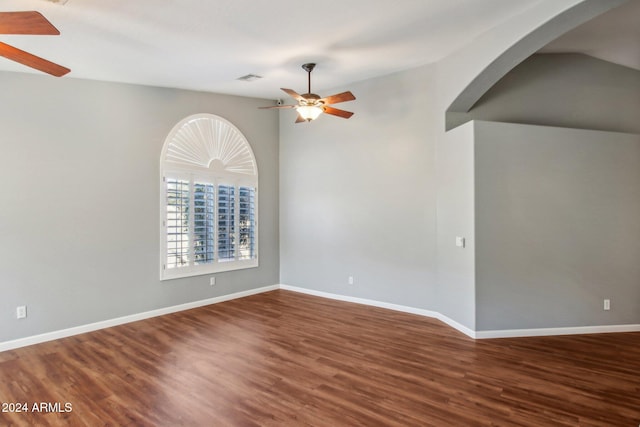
209,277,216,286
603,299,610,311
348,276,354,285
16,305,27,319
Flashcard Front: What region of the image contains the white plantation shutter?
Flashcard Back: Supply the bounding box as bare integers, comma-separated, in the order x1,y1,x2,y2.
160,114,258,280
166,179,190,268
193,182,215,265
217,184,235,261
238,187,256,261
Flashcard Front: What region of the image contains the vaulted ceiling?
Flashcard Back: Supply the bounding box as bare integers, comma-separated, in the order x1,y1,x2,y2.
539,0,640,71
1,0,637,100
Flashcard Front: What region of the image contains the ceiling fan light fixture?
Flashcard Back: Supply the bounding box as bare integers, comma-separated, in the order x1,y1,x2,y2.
297,105,323,121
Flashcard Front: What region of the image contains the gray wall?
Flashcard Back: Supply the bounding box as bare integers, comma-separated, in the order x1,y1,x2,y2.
277,5,640,333
279,64,439,309
464,52,640,330
278,39,640,332
436,122,475,329
466,53,640,134
475,121,640,330
0,71,279,343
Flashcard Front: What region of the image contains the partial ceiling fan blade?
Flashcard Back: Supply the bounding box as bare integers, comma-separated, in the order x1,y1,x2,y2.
0,11,60,35
0,41,70,77
319,91,356,105
295,114,307,124
323,106,354,119
258,105,297,109
281,88,304,102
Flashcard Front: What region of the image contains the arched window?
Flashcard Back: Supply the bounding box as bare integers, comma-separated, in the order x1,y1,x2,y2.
160,114,258,280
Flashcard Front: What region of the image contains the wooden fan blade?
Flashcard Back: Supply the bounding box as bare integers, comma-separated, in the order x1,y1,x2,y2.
295,114,307,124
0,41,70,76
319,91,356,105
258,105,296,109
323,106,354,119
0,11,60,35
281,88,304,102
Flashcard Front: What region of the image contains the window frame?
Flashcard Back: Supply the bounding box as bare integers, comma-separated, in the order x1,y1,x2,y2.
159,114,258,281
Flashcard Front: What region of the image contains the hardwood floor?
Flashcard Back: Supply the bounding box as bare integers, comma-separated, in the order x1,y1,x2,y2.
0,290,638,426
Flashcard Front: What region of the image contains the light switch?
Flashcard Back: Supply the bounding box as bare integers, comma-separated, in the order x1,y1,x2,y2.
455,236,465,248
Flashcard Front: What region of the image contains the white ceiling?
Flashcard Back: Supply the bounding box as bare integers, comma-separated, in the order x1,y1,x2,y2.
0,0,540,99
0,0,637,101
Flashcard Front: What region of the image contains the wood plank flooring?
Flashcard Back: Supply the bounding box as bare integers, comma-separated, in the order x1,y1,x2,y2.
0,290,638,426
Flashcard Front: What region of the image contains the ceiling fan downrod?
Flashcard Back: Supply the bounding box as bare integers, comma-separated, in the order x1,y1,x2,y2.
302,63,316,94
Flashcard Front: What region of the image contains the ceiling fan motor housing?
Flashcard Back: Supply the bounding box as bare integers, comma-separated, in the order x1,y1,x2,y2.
301,93,322,106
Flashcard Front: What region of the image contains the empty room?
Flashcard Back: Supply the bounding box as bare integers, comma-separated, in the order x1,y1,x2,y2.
1,0,639,425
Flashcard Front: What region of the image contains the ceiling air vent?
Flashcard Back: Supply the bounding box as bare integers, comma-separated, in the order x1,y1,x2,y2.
236,74,263,82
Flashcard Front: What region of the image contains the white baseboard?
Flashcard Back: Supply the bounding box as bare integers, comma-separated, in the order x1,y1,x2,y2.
3,284,639,352
279,284,440,318
0,285,278,353
475,323,640,339
279,284,477,338
278,285,640,339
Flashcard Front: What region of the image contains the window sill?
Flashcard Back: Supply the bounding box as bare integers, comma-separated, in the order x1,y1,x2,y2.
160,259,259,281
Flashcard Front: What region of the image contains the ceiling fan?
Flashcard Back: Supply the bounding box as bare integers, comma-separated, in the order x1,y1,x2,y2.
260,63,355,123
0,11,70,77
